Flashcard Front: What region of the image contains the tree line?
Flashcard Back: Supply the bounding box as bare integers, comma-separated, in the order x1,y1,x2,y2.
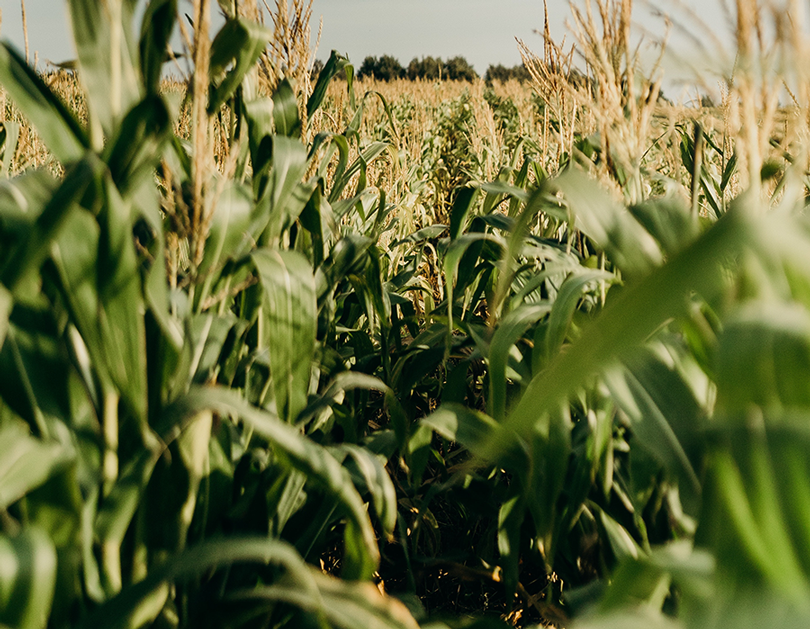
311,55,531,83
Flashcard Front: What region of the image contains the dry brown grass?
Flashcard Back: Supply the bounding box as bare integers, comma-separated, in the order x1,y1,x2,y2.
4,0,809,226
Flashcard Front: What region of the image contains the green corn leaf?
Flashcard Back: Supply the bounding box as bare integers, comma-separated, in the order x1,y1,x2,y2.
253,249,317,424
173,409,213,548
555,168,662,277
0,424,75,510
488,304,550,421
272,79,302,138
491,202,759,462
443,232,505,341
139,0,177,94
258,136,312,244
715,301,810,414
160,386,380,579
299,179,328,266
497,490,525,599
421,403,502,459
449,186,479,240
75,537,317,629
208,18,273,114
0,44,89,164
524,404,572,553
0,528,58,629
627,197,699,258
103,94,172,197
1,157,97,296
543,269,615,361
595,541,713,614
0,318,73,438
391,225,447,246
68,0,142,138
244,97,275,196
330,142,388,202
594,504,643,563
196,182,253,300
308,50,351,117
231,570,420,629
769,427,810,573
330,444,398,539
323,134,350,195
575,612,682,629
604,347,704,513
265,469,308,537
708,446,808,601
97,176,148,422
50,176,147,422
0,170,59,251
50,209,105,390
298,371,392,430
315,235,374,304
721,152,738,192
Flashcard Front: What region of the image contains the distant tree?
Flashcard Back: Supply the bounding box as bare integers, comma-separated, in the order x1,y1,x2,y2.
407,56,443,80
443,56,478,81
377,54,406,81
485,63,531,83
357,55,405,81
357,56,377,80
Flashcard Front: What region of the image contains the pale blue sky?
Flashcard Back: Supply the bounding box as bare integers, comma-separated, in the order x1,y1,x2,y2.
0,0,733,96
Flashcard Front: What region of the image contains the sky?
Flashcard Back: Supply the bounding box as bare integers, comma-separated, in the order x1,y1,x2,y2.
0,0,734,96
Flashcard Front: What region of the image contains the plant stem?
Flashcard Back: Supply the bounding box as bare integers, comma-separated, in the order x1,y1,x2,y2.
191,0,211,267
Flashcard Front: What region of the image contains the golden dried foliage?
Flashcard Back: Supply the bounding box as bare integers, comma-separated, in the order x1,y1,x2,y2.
520,0,665,202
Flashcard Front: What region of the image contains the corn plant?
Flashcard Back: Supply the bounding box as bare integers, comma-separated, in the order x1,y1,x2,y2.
0,2,417,628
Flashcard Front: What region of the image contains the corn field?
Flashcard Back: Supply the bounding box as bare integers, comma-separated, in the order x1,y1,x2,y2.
2,0,810,628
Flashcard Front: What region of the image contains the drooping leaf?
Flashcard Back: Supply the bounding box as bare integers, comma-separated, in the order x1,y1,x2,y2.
0,44,89,163
307,50,350,118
